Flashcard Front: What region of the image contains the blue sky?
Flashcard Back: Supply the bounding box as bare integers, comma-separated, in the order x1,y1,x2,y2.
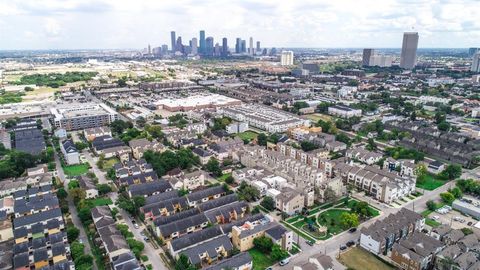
0,0,479,50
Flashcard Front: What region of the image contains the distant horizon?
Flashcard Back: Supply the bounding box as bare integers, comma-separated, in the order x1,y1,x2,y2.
1,0,479,50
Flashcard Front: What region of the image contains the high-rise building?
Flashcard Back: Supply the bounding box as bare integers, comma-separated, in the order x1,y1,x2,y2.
235,38,241,53
256,41,261,53
222,38,228,56
206,37,214,56
241,40,246,53
176,36,183,53
472,53,480,72
280,51,294,66
362,49,374,66
191,38,198,55
148,44,151,55
199,30,206,54
400,32,419,69
249,37,254,55
161,45,168,54
170,31,176,52
469,48,479,57
214,43,221,56
370,55,393,67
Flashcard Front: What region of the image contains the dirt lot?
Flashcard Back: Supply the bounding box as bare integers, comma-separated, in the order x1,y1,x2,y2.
339,247,395,270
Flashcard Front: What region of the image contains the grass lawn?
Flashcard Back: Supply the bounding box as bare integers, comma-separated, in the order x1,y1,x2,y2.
249,248,276,270
236,131,258,142
305,113,333,122
416,173,447,190
63,163,90,177
101,158,119,171
216,173,232,182
339,247,395,270
318,209,350,235
88,197,113,207
425,218,441,228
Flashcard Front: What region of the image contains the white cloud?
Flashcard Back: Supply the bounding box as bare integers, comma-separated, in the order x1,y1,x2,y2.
0,0,479,49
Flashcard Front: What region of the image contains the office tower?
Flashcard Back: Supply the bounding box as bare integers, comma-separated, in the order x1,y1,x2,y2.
191,38,198,55
199,30,206,54
148,44,151,54
235,38,241,53
222,38,228,56
362,49,374,66
206,37,214,56
256,41,261,52
170,31,176,52
270,47,277,56
469,48,479,57
370,55,393,67
262,48,267,55
176,36,183,53
400,32,419,69
249,37,254,55
161,45,168,54
280,51,294,66
472,53,480,72
241,40,246,53
214,43,221,56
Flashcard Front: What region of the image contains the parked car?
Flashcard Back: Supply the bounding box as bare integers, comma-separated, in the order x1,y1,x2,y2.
349,227,357,233
346,241,355,247
143,237,149,241
134,224,139,229
306,240,315,246
432,216,440,220
468,222,473,226
279,258,290,266
340,245,347,251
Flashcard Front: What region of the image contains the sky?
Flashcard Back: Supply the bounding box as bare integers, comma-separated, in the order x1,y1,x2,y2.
1,0,479,50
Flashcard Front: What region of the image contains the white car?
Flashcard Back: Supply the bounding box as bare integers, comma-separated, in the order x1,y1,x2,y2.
432,216,439,220
134,224,139,229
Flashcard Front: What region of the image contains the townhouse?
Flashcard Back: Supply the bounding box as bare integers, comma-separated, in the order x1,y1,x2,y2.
185,186,226,208
83,126,112,142
166,170,207,191
12,187,73,270
77,175,99,199
91,206,141,269
360,208,425,255
128,138,165,159
346,147,383,165
390,232,444,270
60,139,80,165
113,159,157,186
92,135,131,161
127,180,173,198
334,162,416,204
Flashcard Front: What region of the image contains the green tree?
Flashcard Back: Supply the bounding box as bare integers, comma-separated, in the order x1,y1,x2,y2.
257,133,267,146
440,192,455,205
78,207,92,224
175,254,197,270
440,164,462,180
253,236,273,253
57,188,68,200
339,212,359,229
437,121,451,131
225,175,235,184
366,138,377,151
271,244,289,261
74,142,89,151
449,187,463,199
96,184,112,195
66,226,80,242
426,200,437,211
300,141,318,152
260,196,275,211
237,181,260,202
70,241,85,260
206,158,222,177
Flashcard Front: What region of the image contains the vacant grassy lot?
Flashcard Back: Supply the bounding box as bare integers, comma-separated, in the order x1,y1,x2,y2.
88,197,113,207
416,173,447,190
236,131,258,142
216,172,232,182
339,247,395,270
305,113,333,122
101,158,119,171
63,163,90,177
249,248,276,270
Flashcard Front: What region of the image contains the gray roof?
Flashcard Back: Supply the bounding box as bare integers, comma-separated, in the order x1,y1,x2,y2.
181,235,233,265
198,194,238,212
204,201,248,224
265,224,288,241
153,208,200,227
13,208,62,229
145,190,179,205
170,225,223,252
128,180,172,197
204,252,252,270
186,186,225,203
157,213,208,238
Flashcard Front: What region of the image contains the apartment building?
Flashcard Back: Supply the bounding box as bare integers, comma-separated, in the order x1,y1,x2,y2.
219,104,310,133
83,126,112,142
328,105,362,118
360,208,425,255
231,217,293,252
129,138,165,159
334,162,416,204
51,103,118,131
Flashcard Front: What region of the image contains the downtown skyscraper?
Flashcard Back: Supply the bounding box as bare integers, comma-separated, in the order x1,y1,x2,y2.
170,31,176,52
199,30,206,54
400,32,419,69
222,38,228,56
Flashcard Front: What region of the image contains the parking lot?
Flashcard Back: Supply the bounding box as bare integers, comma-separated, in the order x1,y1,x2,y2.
429,208,478,229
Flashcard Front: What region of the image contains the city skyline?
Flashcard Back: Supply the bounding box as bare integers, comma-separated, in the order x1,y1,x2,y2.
1,0,479,50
